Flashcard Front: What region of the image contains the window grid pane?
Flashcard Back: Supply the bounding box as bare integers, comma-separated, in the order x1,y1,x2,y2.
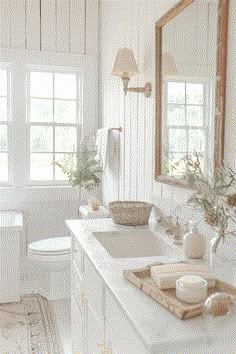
165,80,206,175
29,70,78,182
30,153,53,181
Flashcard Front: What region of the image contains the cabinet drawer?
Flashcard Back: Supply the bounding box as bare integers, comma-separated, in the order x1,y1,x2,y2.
72,295,84,354
72,235,84,277
106,291,147,354
72,262,85,313
84,256,104,320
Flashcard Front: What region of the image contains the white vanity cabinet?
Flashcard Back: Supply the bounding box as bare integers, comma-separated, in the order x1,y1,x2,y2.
71,237,105,354
72,295,84,353
71,236,86,354
71,233,147,354
105,290,147,354
72,235,106,354
0,211,23,303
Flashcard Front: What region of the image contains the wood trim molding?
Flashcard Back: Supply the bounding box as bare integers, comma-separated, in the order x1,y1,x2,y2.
155,26,162,178
214,0,228,167
156,0,193,28
155,0,229,184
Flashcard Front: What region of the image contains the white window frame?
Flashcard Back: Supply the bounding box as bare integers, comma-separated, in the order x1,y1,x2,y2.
0,64,12,187
162,76,214,174
26,65,83,186
0,49,97,194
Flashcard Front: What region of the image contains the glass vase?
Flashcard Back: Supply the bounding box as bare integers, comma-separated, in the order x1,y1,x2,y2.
210,232,236,269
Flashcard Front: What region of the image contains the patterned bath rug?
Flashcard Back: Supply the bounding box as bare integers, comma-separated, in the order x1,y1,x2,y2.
0,294,62,354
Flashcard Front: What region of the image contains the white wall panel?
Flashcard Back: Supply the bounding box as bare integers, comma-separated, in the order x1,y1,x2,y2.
11,0,26,49
70,0,85,53
0,0,97,55
137,1,149,201
0,0,11,48
0,1,1,47
26,0,40,50
129,4,139,201
41,0,56,51
85,0,99,55
56,0,70,52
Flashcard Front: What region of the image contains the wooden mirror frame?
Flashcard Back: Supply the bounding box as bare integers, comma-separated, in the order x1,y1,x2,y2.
155,0,228,186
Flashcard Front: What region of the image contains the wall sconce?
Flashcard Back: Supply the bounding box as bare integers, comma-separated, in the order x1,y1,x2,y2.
112,48,152,98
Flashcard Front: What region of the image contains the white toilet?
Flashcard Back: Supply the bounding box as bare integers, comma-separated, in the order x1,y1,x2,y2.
28,237,71,300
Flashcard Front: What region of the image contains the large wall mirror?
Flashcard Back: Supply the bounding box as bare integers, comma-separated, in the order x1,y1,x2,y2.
155,0,228,185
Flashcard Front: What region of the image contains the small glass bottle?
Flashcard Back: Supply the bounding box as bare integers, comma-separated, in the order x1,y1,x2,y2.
183,222,206,259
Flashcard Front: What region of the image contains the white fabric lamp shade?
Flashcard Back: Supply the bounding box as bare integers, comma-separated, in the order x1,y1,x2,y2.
112,48,140,78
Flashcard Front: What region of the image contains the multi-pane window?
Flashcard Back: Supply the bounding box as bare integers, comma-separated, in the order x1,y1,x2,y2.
0,68,10,183
162,80,209,175
27,70,79,183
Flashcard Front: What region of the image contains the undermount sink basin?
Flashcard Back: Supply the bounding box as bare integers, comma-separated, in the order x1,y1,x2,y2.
92,230,178,258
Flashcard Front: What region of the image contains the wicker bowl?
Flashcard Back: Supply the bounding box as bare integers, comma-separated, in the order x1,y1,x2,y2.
108,201,152,226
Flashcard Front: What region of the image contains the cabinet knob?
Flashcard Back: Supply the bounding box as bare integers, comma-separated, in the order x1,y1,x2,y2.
98,338,106,349
98,343,104,350
80,291,87,306
98,338,111,353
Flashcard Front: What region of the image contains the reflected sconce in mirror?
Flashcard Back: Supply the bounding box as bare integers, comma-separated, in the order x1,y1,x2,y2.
162,52,178,76
112,48,152,98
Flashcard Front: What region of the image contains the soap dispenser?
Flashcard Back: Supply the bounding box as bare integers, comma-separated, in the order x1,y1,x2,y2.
183,222,206,259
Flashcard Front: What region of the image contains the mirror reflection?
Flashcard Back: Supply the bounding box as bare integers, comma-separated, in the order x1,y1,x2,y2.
155,0,226,182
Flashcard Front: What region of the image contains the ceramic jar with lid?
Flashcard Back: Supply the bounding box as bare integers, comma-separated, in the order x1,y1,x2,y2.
176,275,208,304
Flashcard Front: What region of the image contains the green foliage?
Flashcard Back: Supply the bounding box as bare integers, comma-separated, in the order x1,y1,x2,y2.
170,153,203,186
54,139,102,190
173,153,236,239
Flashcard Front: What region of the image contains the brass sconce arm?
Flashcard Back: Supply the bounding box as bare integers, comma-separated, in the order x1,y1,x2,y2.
121,77,152,98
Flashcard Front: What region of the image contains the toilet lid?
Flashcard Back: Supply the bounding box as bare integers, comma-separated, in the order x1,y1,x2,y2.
28,237,71,255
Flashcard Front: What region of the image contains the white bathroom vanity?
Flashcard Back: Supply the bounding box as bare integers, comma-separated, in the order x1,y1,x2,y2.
66,218,236,354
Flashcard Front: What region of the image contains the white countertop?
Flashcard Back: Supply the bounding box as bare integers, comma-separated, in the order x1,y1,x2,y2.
0,211,23,230
66,218,236,353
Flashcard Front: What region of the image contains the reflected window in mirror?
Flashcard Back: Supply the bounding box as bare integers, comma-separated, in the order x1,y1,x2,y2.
162,78,214,177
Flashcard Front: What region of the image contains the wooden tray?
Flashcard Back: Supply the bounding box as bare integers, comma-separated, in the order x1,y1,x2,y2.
123,262,236,320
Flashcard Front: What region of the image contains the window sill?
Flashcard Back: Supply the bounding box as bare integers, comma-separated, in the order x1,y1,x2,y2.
0,185,101,204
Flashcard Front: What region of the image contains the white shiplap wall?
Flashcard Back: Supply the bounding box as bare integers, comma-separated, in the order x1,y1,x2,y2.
100,0,236,206
0,0,98,55
100,0,178,204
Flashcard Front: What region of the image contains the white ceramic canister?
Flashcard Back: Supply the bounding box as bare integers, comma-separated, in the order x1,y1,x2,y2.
183,222,206,259
176,275,208,304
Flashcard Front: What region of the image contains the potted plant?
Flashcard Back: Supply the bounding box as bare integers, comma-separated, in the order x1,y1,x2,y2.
54,138,103,210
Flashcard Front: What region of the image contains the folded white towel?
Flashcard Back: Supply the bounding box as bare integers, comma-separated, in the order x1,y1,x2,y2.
96,128,110,169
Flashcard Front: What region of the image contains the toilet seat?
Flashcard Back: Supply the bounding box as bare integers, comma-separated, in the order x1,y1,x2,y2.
28,237,71,256
27,237,71,299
